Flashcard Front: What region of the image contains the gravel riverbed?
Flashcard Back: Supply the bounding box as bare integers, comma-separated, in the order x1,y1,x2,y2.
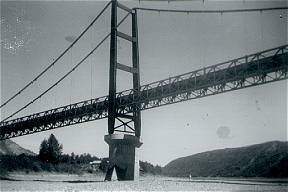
1,172,287,191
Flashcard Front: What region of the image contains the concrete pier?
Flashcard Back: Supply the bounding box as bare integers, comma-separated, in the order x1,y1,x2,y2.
104,134,143,181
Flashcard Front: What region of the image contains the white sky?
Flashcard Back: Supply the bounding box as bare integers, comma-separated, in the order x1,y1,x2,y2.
1,0,287,166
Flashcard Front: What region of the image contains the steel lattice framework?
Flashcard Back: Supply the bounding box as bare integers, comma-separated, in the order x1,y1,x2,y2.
0,45,287,139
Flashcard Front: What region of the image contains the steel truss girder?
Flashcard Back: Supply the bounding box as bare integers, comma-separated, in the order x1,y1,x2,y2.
0,45,287,139
115,45,288,113
0,97,109,139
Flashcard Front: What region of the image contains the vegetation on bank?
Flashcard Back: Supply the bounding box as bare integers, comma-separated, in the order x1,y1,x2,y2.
2,135,287,178
140,161,162,175
0,134,162,176
0,152,102,175
0,154,162,176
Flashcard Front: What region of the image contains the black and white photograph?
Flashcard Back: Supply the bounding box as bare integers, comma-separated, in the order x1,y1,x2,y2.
1,0,287,191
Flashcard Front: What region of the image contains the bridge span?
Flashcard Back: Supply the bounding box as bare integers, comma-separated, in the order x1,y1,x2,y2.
1,44,287,140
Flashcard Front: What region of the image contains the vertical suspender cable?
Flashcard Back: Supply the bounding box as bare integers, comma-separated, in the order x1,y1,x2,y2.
90,25,93,99
201,2,206,67
244,1,247,56
33,80,36,114
70,47,73,104
17,92,20,117
72,47,75,104
221,12,224,62
51,63,54,109
39,81,41,113
55,77,58,108
260,10,264,49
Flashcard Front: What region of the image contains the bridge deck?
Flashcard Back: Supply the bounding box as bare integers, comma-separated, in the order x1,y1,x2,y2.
1,45,287,139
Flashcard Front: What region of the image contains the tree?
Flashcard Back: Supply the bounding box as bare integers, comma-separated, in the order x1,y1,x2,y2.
38,134,63,164
155,165,162,175
47,134,63,164
99,158,109,172
70,152,76,164
60,154,71,164
39,139,49,162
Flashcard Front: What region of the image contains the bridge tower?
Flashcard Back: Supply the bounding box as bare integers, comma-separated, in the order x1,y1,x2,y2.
104,0,142,181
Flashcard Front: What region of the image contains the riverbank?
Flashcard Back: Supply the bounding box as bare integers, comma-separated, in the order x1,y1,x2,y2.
1,172,288,191
1,171,106,182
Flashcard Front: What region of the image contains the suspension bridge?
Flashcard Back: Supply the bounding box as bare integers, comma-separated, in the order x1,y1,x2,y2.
1,0,287,180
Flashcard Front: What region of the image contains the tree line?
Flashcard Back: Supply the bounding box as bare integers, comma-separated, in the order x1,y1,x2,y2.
0,134,162,175
140,161,162,175
38,134,99,165
0,134,102,175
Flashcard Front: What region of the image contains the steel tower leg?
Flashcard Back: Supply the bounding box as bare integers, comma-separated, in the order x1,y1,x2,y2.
132,9,141,138
108,0,117,135
105,0,142,181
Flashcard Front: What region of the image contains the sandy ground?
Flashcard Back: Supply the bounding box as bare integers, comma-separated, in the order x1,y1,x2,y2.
1,172,288,191
3,171,106,182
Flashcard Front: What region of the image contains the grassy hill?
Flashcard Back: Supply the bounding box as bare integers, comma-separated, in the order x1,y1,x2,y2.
162,141,288,177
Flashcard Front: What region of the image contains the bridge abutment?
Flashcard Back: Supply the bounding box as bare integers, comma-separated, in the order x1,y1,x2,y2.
104,134,143,181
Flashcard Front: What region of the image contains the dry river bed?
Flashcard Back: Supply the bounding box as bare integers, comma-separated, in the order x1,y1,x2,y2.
1,172,287,191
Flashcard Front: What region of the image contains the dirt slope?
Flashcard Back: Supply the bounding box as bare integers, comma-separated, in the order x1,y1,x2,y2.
0,139,36,156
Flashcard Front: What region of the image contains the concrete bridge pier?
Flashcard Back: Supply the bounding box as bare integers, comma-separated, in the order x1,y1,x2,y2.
104,134,143,181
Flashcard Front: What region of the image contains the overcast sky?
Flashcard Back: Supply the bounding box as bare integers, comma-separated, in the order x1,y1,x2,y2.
1,0,287,166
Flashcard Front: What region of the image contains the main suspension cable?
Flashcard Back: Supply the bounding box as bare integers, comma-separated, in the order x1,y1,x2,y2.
134,6,288,13
0,1,111,109
1,33,111,123
2,10,133,122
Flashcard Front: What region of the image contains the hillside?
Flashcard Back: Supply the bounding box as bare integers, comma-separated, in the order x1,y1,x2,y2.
162,141,288,177
0,139,36,156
